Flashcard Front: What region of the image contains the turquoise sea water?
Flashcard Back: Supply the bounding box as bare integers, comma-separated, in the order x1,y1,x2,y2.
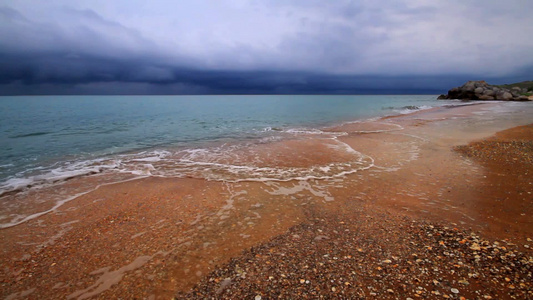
0,95,441,194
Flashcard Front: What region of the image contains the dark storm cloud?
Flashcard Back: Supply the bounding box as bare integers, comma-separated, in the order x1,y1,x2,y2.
0,6,157,59
0,8,161,86
0,53,176,85
0,65,490,95
0,1,531,95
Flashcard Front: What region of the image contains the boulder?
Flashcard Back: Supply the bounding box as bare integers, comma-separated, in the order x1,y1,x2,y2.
462,81,476,92
438,80,531,101
499,92,513,100
482,89,495,96
478,95,495,100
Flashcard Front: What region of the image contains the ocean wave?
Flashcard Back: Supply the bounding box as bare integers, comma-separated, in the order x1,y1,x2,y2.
261,127,283,132
0,160,120,197
0,150,170,196
261,126,346,137
0,137,376,228
395,105,433,114
9,131,52,139
381,105,436,116
0,136,373,196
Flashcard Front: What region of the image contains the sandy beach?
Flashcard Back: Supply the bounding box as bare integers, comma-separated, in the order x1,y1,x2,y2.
1,103,532,299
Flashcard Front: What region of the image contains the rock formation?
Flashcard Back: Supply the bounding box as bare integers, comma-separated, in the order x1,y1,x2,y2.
438,81,532,101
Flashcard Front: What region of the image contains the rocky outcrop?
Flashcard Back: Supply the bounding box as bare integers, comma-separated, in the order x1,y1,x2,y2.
438,81,532,101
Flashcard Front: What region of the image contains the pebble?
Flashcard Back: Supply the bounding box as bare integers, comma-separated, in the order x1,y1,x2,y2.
175,220,532,299
470,243,481,251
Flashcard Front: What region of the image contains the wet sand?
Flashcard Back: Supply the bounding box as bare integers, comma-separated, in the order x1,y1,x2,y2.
1,103,532,299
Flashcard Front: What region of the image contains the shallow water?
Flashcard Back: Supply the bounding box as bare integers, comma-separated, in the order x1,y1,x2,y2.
0,95,437,187
1,95,531,229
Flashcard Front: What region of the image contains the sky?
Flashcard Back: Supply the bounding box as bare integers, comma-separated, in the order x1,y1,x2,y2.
0,0,532,95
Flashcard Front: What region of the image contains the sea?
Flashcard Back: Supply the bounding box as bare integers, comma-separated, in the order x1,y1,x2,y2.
0,94,520,228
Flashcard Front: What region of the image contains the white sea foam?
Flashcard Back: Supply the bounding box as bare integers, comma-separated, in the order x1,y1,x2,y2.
340,121,404,134
37,126,368,184
395,105,433,114
262,126,347,137
104,136,375,182
264,181,335,202
0,177,34,193
285,128,328,135
0,149,167,195
0,125,376,228
130,164,156,176
261,127,283,132
132,157,161,162
130,150,170,162
259,135,283,143
0,132,378,228
0,159,120,196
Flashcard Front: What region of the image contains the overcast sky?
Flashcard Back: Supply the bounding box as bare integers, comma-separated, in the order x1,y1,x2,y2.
1,0,532,95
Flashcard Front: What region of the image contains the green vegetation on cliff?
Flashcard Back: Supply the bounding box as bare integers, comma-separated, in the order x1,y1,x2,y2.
497,81,533,92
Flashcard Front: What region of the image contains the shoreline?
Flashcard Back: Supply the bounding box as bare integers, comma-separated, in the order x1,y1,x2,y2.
0,97,443,228
1,102,532,299
177,119,533,299
0,99,444,229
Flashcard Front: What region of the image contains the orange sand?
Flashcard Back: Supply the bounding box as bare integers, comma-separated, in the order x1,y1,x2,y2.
1,103,532,299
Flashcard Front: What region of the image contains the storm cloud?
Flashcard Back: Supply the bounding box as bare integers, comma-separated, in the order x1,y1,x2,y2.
0,0,532,95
